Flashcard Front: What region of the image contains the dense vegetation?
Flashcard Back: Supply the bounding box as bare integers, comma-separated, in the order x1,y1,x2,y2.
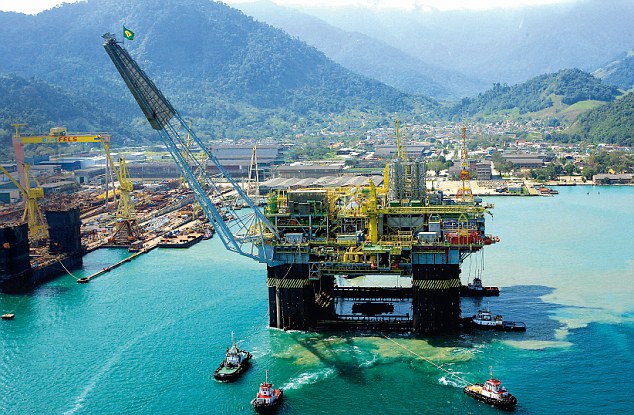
448,69,619,118
234,1,483,98
526,151,633,181
0,0,632,153
580,150,634,179
0,0,432,148
0,74,136,158
569,92,634,146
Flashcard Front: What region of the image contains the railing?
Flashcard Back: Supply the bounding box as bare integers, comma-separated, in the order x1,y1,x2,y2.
335,314,411,322
333,287,413,300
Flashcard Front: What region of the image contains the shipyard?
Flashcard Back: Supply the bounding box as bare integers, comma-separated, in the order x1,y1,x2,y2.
0,37,630,328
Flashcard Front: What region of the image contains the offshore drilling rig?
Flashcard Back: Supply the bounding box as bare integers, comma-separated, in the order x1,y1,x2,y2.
103,34,495,334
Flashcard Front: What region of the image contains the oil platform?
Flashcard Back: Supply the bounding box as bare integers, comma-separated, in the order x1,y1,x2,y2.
103,34,495,334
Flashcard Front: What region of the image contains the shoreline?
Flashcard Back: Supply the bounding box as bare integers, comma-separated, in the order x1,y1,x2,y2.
435,178,633,197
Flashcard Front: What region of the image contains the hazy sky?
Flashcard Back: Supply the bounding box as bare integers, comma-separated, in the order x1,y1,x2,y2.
0,0,577,14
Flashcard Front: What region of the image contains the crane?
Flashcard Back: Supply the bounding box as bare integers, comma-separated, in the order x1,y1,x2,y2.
11,125,120,207
0,163,48,244
246,145,261,201
108,154,141,244
11,124,140,243
456,127,474,203
11,125,111,190
103,33,279,264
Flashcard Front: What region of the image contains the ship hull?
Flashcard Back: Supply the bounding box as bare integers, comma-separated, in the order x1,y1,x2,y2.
464,385,517,410
212,356,251,382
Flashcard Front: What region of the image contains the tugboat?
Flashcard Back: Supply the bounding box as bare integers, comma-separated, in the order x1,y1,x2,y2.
460,276,500,297
251,370,283,413
464,369,517,410
212,332,252,382
465,309,526,332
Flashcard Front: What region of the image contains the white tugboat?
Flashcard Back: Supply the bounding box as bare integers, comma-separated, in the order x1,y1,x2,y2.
251,370,283,413
466,309,526,332
212,332,252,382
464,369,518,410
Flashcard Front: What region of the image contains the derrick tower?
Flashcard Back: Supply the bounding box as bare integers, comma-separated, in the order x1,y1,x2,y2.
386,120,427,204
456,127,474,203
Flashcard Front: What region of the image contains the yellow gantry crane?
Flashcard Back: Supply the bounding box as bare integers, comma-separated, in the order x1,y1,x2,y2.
11,124,111,190
0,163,48,244
9,124,140,244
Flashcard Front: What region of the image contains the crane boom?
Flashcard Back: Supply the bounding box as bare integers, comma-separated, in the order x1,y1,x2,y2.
102,33,279,264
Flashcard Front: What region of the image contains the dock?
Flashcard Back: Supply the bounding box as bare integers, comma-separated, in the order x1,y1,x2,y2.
77,218,207,283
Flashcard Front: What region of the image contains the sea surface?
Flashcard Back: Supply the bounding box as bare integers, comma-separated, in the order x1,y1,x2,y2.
1,186,633,414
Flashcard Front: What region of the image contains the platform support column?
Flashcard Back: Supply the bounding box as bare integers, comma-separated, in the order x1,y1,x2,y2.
412,254,462,334
266,263,313,330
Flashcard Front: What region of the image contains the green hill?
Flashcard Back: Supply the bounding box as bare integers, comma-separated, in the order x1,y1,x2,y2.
448,69,619,120
0,74,139,157
0,0,431,145
568,92,634,146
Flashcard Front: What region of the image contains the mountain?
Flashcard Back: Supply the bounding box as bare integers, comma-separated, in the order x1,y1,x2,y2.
448,69,620,120
0,73,141,158
282,0,634,86
0,73,127,134
0,0,430,146
232,1,483,99
593,50,634,91
568,92,634,146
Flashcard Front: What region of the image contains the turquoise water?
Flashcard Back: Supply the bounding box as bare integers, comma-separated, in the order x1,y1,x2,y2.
1,186,633,414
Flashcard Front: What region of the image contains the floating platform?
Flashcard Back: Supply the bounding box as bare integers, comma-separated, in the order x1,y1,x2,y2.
157,233,203,248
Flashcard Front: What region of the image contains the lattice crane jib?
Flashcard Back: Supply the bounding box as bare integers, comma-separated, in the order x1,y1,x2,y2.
0,163,48,243
102,34,279,263
115,156,134,220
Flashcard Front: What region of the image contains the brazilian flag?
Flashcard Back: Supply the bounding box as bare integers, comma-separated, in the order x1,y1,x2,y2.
123,26,135,40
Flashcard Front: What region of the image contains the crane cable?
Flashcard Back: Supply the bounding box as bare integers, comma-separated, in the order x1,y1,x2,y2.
382,334,474,387
58,259,80,281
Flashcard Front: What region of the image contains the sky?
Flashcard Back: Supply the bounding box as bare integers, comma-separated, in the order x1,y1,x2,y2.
0,0,577,14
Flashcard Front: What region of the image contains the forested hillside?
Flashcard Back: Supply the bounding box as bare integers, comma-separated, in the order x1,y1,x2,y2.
0,0,430,146
569,92,634,146
448,69,619,119
234,0,482,98
0,74,136,140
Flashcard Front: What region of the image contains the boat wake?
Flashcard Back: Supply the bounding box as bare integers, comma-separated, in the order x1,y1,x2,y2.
63,337,135,415
438,375,466,388
358,353,378,368
281,367,335,391
63,300,220,414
